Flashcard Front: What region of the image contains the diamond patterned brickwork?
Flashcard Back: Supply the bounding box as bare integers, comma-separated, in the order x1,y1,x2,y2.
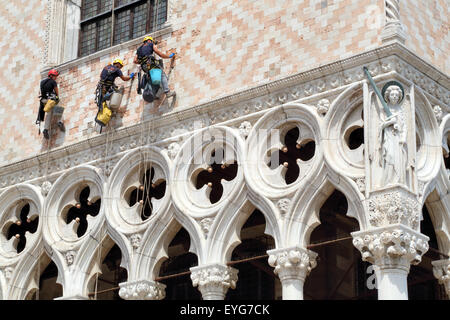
401,0,449,74
0,0,426,167
0,1,47,165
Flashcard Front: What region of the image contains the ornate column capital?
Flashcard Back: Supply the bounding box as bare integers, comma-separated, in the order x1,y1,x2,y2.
432,259,450,298
267,246,317,282
352,224,429,272
190,264,238,300
118,280,166,300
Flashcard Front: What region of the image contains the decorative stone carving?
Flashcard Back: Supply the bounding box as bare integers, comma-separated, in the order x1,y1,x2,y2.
355,178,366,193
130,234,142,250
316,99,330,116
190,264,238,300
352,224,429,271
379,84,409,187
1,266,14,282
65,250,76,266
432,259,450,297
41,181,52,196
267,246,317,282
276,198,291,215
118,280,166,300
199,218,213,237
367,187,420,229
238,121,252,138
433,105,443,124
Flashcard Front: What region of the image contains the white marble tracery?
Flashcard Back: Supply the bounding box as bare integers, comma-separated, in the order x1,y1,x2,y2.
0,50,448,300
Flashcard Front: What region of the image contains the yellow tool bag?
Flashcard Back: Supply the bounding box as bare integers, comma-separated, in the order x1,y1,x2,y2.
43,99,57,112
95,102,112,127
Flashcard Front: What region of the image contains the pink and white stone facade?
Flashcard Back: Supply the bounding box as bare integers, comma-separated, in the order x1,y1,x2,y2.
0,0,448,300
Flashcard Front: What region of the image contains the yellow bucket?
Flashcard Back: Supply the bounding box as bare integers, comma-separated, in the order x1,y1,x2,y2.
43,99,57,112
95,102,112,126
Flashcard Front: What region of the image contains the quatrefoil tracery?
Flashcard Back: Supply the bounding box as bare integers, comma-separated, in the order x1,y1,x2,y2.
64,186,101,238
126,167,166,221
194,148,238,204
267,126,316,185
4,203,39,254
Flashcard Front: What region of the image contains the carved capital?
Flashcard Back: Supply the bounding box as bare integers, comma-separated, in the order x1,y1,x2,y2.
118,280,166,300
190,264,238,300
352,224,429,272
367,187,420,229
432,259,450,297
267,246,317,282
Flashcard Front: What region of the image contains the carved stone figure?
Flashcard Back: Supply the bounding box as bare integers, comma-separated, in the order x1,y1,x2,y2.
379,85,408,187
65,250,76,266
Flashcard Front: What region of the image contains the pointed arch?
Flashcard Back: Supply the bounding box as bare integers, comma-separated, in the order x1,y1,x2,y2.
286,162,366,247
208,187,280,264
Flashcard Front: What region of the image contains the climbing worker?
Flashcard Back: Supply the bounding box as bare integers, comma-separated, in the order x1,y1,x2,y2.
134,36,176,102
95,58,135,129
38,69,65,140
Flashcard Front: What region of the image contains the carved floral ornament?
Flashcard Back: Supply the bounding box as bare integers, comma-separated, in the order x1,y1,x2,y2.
190,264,238,292
367,188,420,229
267,246,318,281
432,260,450,294
352,225,429,270
118,280,166,300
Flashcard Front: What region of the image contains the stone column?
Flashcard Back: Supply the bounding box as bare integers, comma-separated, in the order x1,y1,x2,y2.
352,224,429,300
432,259,450,298
381,0,406,44
267,246,317,300
118,280,166,300
190,264,238,300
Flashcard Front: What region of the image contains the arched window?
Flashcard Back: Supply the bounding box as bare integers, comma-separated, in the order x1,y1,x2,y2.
79,0,168,57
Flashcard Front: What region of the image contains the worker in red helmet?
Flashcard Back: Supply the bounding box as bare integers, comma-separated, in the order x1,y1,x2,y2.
37,69,65,139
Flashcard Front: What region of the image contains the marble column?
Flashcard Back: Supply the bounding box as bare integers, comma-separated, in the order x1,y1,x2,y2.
190,263,238,300
353,224,429,300
432,259,450,299
267,246,317,300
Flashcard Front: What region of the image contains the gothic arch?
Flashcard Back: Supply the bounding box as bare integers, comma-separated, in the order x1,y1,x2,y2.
0,184,44,299
135,213,197,281
286,162,366,247
83,234,125,298
207,188,280,264
41,165,107,298
414,85,442,182
423,188,450,255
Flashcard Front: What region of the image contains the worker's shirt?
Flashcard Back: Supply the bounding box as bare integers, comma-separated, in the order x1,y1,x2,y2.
100,65,123,84
40,78,57,98
137,42,154,61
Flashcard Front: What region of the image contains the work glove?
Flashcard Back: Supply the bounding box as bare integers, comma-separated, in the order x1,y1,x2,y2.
169,53,175,58
130,72,135,79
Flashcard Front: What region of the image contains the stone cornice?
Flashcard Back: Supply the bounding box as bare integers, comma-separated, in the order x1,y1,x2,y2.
1,43,448,191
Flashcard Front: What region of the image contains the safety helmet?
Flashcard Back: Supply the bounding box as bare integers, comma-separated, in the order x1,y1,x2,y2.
143,36,153,42
48,69,59,77
113,58,124,66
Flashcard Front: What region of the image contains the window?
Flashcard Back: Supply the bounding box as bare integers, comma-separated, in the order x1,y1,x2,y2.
79,0,168,57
